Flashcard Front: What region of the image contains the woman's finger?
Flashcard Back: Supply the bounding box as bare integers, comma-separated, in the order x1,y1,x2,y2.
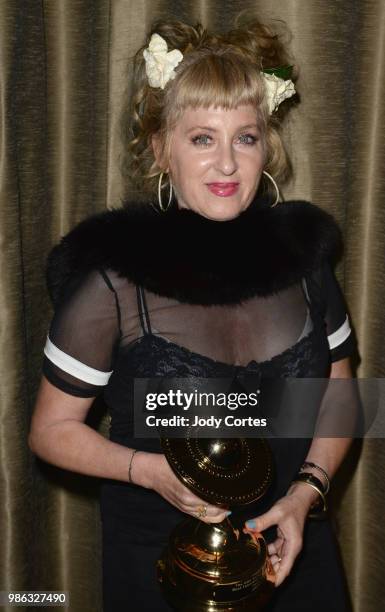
268,536,285,557
267,542,278,555
185,502,228,522
201,511,229,524
274,536,301,586
181,489,221,509
273,561,281,575
244,505,282,533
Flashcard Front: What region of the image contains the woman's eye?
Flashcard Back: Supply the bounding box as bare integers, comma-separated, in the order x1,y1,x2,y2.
191,133,258,147
239,133,258,145
191,134,212,146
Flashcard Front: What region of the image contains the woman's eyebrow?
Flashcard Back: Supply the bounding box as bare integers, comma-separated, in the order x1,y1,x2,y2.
186,126,216,132
186,123,259,133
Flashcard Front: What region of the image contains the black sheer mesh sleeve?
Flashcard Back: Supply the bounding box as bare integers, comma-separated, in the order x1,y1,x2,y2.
42,268,122,397
306,262,357,362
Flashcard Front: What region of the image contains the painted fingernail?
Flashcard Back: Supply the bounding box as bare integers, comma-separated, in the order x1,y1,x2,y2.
245,519,256,528
225,511,232,516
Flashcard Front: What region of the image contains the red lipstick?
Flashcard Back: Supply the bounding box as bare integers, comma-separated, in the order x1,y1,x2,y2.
206,182,239,197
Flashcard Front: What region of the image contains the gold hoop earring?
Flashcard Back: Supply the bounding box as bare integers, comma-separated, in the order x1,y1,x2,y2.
262,170,280,207
158,171,173,212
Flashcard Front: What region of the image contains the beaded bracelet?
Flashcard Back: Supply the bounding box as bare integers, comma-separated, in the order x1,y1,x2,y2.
300,461,330,494
128,449,139,484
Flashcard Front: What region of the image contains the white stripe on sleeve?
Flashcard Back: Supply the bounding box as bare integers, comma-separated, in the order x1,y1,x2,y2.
44,335,113,385
327,315,352,350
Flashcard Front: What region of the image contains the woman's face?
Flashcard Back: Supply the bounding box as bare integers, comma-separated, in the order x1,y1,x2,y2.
153,104,266,221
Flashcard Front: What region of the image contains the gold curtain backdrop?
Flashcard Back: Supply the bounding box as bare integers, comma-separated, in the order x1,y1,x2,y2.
1,1,384,610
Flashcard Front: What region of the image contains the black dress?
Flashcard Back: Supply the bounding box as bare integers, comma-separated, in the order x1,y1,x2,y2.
42,195,356,611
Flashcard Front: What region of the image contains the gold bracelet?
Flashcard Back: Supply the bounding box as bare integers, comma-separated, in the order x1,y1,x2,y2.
128,449,139,484
291,478,327,513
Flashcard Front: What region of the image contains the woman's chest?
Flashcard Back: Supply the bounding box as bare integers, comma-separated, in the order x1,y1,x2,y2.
113,281,330,378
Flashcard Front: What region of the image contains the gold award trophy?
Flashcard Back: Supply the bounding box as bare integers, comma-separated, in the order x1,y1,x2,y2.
157,436,275,611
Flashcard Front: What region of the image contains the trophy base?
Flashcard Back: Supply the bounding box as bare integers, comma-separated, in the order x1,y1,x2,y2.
157,517,275,612
157,567,274,611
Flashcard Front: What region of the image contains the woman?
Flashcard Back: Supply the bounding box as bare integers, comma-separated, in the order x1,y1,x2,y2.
29,15,356,611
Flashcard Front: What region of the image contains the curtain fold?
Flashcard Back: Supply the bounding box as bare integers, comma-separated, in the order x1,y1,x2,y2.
0,2,110,610
1,1,384,610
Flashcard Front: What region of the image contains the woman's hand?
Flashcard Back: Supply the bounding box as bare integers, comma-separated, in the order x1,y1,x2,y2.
134,451,229,524
243,482,318,587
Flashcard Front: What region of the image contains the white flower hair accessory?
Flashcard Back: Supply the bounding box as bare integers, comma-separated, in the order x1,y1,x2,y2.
143,33,183,90
261,69,296,114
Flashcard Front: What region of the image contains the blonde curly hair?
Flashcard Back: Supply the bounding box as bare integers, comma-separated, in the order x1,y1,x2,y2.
120,12,297,201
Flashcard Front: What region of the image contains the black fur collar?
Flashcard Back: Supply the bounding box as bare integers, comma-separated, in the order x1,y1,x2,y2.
46,193,342,307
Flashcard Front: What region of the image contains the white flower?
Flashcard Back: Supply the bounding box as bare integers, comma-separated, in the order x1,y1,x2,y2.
143,33,183,90
261,72,296,114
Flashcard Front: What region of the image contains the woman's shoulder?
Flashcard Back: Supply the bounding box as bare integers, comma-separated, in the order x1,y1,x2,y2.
43,203,147,310
260,199,342,248
45,204,146,307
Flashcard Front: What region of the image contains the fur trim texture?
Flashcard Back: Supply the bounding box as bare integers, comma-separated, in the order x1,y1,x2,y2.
46,193,342,307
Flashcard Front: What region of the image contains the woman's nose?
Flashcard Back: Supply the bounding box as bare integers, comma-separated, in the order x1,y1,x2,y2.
215,143,238,175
